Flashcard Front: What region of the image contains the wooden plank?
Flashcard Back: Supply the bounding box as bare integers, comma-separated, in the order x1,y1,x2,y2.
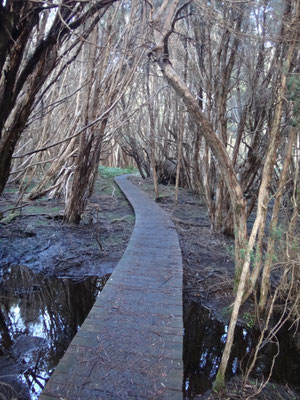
40,175,183,399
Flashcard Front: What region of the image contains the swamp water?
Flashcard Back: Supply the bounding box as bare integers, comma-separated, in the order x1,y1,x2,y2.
0,265,109,399
1,266,300,400
183,302,300,399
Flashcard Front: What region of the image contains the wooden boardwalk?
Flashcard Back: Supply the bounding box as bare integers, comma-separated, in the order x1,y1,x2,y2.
40,175,183,400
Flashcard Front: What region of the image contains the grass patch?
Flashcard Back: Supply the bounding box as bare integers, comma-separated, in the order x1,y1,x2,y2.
98,165,137,179
101,185,122,197
111,214,135,224
0,211,20,224
24,205,61,215
3,187,18,194
95,165,138,197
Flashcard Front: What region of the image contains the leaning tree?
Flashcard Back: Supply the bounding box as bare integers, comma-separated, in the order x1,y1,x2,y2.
142,0,300,390
0,0,120,195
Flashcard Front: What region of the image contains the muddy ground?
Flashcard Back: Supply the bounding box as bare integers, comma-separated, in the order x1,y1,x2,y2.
0,177,135,279
0,172,298,400
0,171,135,399
1,174,235,312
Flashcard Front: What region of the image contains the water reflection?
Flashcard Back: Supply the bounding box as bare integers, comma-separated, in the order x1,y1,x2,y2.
183,302,300,399
183,303,238,397
0,265,109,399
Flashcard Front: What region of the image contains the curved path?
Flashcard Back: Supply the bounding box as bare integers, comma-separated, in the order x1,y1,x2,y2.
41,175,183,400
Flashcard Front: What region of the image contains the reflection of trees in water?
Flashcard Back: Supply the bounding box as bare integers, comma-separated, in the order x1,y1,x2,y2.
183,302,300,398
0,308,13,352
0,265,109,396
183,304,228,396
183,303,254,397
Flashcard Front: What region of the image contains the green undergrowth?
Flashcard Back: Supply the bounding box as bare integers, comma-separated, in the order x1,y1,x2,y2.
100,185,121,196
98,165,137,179
0,211,20,224
95,166,138,197
3,187,19,194
111,214,135,224
24,205,61,215
1,166,137,224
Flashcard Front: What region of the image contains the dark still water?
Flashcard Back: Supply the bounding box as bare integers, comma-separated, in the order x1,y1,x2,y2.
0,265,109,399
183,302,300,399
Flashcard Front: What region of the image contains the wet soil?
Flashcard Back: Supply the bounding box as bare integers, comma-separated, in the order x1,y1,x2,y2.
0,172,134,398
0,177,134,279
0,174,299,399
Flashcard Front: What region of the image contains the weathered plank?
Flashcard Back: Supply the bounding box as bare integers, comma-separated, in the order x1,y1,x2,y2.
40,175,183,400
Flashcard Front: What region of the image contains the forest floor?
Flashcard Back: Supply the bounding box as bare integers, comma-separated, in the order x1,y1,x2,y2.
0,167,136,280
0,169,298,400
0,170,235,313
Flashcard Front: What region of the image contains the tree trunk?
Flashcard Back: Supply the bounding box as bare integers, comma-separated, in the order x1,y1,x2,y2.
259,126,296,312
0,1,119,196
243,22,297,305
0,54,53,193
63,134,94,224
174,117,184,206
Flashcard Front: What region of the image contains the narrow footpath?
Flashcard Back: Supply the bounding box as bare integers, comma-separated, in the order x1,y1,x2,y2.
40,175,183,400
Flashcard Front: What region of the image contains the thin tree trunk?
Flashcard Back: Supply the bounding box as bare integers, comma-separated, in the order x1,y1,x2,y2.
174,116,184,206
242,25,296,304
192,131,204,195
146,65,160,201
149,116,160,201
259,127,296,312
148,0,297,390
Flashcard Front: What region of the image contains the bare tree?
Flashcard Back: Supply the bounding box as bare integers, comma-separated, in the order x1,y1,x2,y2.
143,0,300,390
0,0,119,195
64,0,146,223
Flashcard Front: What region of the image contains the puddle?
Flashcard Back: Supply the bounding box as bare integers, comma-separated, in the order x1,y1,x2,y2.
0,265,109,399
183,302,300,399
